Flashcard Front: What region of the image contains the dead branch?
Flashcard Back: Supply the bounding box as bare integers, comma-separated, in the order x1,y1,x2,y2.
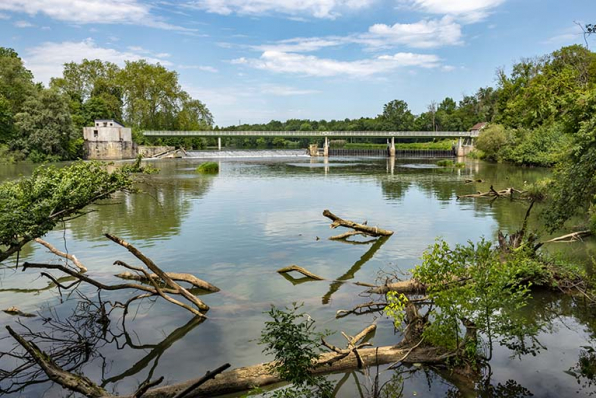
35,238,88,272
336,302,387,318
3,307,36,317
172,363,231,398
5,325,113,398
367,279,426,295
115,272,220,293
457,186,526,200
543,230,592,243
276,265,325,280
323,210,394,237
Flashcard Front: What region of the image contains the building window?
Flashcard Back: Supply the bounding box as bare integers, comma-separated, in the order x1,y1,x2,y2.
93,130,98,137
110,122,113,126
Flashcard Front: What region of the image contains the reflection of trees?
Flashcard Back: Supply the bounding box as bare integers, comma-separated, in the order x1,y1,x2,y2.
67,176,213,241
0,293,206,395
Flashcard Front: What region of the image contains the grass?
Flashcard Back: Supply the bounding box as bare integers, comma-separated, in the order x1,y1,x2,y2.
196,162,219,174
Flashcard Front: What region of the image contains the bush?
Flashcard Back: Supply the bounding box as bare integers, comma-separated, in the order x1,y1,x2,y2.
475,124,509,161
196,162,219,174
436,159,454,167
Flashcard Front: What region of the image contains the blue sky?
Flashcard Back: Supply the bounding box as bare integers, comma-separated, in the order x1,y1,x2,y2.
0,0,594,127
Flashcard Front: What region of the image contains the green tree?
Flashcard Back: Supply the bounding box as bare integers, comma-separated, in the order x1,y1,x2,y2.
13,88,78,160
379,99,415,131
475,124,509,161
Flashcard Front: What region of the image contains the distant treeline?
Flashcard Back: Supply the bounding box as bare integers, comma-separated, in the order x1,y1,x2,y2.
1,45,595,164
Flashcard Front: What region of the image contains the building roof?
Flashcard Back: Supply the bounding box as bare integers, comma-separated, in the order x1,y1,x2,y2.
469,122,487,131
95,119,124,127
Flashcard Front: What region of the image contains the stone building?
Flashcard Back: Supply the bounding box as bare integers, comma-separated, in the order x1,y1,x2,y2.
83,120,136,160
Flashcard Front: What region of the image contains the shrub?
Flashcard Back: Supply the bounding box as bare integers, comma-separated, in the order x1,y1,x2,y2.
476,124,509,161
436,159,454,167
196,162,219,174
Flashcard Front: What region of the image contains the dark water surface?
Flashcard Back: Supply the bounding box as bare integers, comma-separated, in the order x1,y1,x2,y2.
1,156,595,397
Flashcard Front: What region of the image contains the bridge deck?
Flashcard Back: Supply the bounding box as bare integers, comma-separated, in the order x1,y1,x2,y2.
143,130,477,138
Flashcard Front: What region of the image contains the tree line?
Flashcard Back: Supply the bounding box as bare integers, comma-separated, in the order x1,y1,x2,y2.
0,48,213,162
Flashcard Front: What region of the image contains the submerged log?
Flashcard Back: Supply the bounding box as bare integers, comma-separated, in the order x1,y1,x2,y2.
322,210,394,237
457,186,525,200
115,271,220,293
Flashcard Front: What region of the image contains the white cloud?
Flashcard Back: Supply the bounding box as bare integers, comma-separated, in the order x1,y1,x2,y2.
14,20,34,28
23,38,172,85
0,13,11,19
399,0,506,23
0,0,192,30
364,16,462,48
184,0,374,19
179,65,220,73
232,50,440,77
252,17,462,53
261,85,320,96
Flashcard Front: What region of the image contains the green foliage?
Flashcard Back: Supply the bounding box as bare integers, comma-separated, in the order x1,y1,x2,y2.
436,159,454,167
475,124,509,161
544,91,596,231
196,162,219,174
412,239,535,357
13,88,79,160
0,161,134,262
384,291,408,330
379,99,415,131
259,304,333,398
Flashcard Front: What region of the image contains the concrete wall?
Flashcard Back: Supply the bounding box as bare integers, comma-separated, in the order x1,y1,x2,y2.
83,126,132,142
84,141,137,160
137,146,175,158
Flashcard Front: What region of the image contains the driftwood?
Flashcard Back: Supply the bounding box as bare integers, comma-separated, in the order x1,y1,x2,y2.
464,179,484,184
367,279,426,295
336,302,387,318
543,230,592,243
2,306,36,317
35,238,88,272
323,210,394,237
277,265,325,280
115,272,220,293
457,186,525,199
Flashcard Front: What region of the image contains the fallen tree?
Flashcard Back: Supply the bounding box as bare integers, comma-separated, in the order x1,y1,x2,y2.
457,186,526,200
323,210,394,238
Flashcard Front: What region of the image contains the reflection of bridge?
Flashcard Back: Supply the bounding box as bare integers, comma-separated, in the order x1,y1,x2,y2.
143,130,477,157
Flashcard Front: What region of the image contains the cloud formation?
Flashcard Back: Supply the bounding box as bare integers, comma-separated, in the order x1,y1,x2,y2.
23,38,171,85
0,0,190,30
399,0,506,23
232,50,440,77
184,0,374,19
252,17,462,53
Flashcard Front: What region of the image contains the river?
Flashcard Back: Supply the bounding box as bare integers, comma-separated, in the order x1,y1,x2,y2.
0,155,595,397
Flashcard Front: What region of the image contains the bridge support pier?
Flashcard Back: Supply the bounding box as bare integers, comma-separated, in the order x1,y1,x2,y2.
455,137,474,157
218,137,222,151
323,136,329,157
388,137,396,157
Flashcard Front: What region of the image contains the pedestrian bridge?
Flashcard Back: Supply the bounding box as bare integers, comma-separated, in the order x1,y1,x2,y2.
143,130,477,138
142,130,477,157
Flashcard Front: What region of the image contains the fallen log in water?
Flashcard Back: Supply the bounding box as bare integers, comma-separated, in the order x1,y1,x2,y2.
457,186,525,200
322,210,394,237
115,271,220,292
367,279,426,295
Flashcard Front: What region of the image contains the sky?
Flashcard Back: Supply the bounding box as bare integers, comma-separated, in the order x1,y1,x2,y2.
0,0,594,127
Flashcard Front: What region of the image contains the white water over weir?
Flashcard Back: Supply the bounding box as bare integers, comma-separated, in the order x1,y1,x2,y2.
186,149,308,158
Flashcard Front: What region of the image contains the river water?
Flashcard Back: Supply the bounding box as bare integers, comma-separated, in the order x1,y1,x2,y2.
0,155,595,397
